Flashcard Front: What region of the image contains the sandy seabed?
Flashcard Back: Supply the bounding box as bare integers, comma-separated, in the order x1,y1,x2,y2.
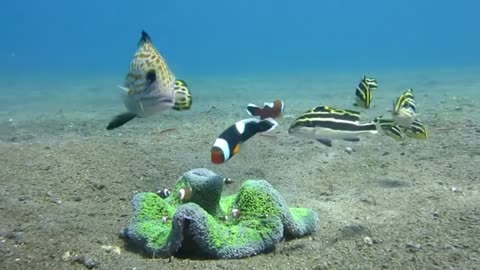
0,68,479,269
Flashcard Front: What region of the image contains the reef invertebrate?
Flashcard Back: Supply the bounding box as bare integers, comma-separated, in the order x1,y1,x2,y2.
123,168,319,259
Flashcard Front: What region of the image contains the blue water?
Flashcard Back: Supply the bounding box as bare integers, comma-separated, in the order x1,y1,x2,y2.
2,2,480,267
1,0,479,78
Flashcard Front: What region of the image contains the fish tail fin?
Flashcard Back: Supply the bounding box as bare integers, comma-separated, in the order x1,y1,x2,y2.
406,119,428,139
373,116,404,141
172,79,193,111
263,102,274,108
373,116,392,131
246,103,261,116
106,112,137,130
256,118,278,133
263,100,285,118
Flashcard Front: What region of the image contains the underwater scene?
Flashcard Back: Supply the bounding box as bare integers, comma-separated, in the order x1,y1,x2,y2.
1,0,479,269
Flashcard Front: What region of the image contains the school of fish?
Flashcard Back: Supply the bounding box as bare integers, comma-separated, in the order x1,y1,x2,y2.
106,31,428,164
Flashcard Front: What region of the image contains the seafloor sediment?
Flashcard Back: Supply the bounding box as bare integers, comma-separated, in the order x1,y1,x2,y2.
0,70,479,269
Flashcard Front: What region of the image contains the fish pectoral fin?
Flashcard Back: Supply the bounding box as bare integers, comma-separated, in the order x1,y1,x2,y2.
343,137,360,142
106,112,137,130
138,101,145,112
118,85,130,92
316,138,332,147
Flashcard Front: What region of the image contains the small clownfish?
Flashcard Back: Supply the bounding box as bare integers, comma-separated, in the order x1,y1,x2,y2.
211,118,278,164
157,188,171,199
178,187,193,201
246,100,285,119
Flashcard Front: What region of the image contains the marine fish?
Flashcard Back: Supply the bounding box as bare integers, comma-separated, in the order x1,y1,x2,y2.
211,118,278,164
106,30,192,130
246,99,285,119
353,76,378,109
374,116,427,141
393,88,416,128
157,188,171,199
288,106,381,147
172,79,193,111
373,116,405,141
405,119,428,139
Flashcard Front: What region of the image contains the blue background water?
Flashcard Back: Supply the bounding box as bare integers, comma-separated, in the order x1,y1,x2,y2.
1,0,479,78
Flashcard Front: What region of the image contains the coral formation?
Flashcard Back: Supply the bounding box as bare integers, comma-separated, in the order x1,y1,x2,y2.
123,168,319,259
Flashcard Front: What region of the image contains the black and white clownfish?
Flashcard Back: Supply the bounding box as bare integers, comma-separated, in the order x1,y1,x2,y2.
211,118,278,164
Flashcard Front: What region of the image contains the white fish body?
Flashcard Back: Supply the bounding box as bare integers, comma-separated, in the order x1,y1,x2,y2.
289,121,378,142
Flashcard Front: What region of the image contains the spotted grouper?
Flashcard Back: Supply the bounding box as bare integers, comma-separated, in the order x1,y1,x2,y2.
107,30,192,130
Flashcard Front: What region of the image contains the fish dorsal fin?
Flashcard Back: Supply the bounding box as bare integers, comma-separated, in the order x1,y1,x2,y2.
296,106,361,122
319,106,361,121
310,106,331,113
139,30,153,46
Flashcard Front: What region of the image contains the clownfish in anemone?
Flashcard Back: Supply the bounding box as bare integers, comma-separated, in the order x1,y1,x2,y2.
246,100,285,119
211,118,278,164
178,187,193,201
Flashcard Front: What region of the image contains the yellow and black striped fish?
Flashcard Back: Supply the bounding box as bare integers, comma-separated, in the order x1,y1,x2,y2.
288,106,380,147
374,117,405,141
405,119,428,139
393,88,416,128
106,30,193,130
353,76,378,109
300,106,361,121
374,116,428,141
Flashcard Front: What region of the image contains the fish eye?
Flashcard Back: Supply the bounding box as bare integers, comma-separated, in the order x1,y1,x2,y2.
146,69,156,84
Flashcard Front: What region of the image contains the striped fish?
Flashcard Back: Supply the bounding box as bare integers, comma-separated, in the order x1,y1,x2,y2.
393,88,416,128
374,116,428,141
353,76,378,109
106,30,192,130
288,106,380,147
374,117,405,141
405,119,428,139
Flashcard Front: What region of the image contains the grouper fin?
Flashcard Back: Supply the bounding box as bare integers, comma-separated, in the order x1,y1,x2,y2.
118,85,129,92
172,79,193,111
106,112,137,130
317,138,332,147
139,30,153,46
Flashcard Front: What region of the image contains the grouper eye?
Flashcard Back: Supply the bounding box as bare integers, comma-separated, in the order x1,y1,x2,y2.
146,69,156,84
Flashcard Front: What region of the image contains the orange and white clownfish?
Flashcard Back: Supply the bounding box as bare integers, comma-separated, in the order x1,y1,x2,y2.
211,118,278,164
246,99,285,120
